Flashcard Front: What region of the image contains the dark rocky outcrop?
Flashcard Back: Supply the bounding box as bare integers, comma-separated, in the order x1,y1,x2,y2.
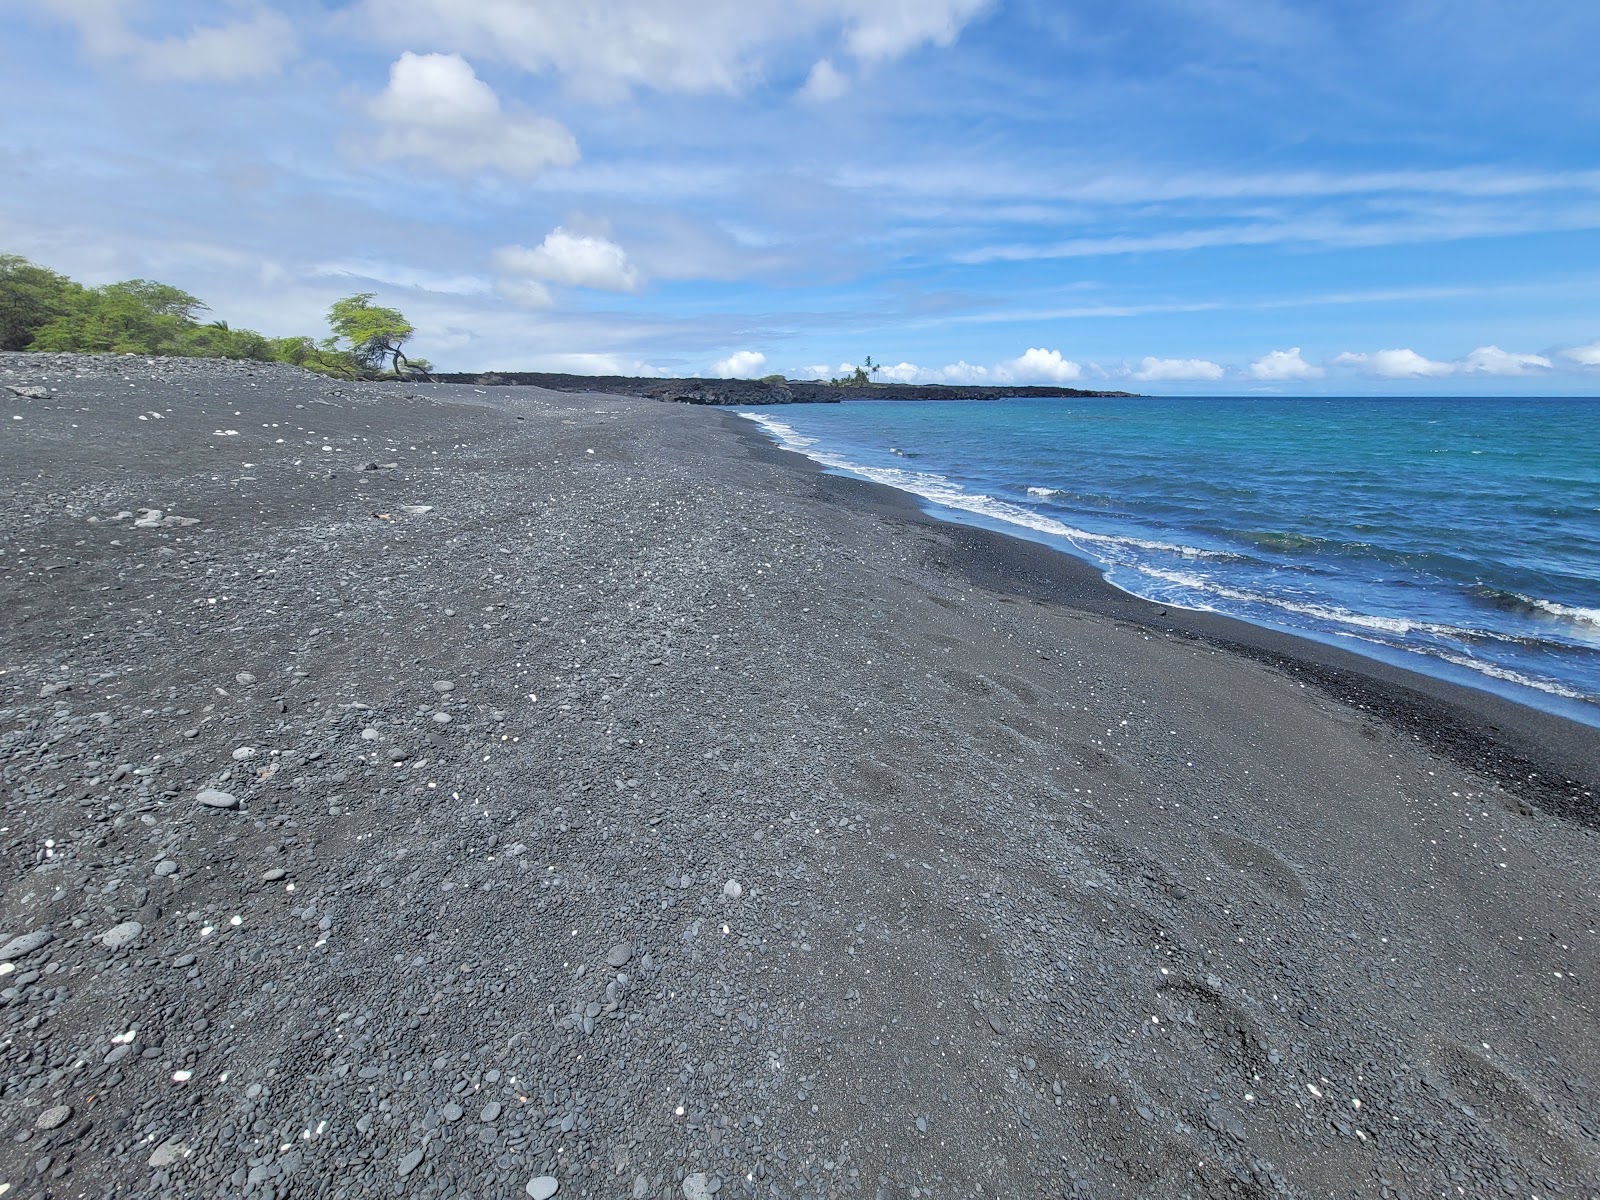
427,371,1140,404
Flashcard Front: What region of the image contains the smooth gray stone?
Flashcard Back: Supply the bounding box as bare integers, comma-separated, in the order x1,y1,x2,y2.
196,788,239,809
0,929,53,961
101,921,143,950
35,1105,71,1130
606,941,633,968
526,1176,559,1199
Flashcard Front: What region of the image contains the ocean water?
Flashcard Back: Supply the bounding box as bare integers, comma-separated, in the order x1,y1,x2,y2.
739,396,1600,726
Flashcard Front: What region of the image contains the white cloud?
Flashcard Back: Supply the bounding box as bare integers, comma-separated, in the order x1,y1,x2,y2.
491,227,642,293
799,58,850,102
1333,348,1455,378
1460,345,1552,375
367,52,579,178
523,352,670,376
875,361,925,382
1001,347,1082,382
805,353,1083,386
356,0,990,97
493,278,555,309
1130,356,1225,382
841,0,989,61
1248,347,1323,380
34,1,298,81
312,259,489,295
711,350,768,378
1566,341,1600,366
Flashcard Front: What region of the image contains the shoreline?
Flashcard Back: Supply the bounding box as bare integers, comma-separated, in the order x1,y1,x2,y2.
722,410,1600,821
4,356,1599,1198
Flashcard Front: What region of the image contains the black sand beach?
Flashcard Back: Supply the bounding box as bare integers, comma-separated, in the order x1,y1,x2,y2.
2,353,1597,1200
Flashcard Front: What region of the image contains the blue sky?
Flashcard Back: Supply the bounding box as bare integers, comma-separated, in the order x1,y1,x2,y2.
3,0,1599,393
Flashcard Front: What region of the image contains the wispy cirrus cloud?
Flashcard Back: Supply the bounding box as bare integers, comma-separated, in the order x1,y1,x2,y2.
28,0,298,81
354,0,991,99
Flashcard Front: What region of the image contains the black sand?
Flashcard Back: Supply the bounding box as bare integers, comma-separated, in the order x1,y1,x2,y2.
2,353,1597,1200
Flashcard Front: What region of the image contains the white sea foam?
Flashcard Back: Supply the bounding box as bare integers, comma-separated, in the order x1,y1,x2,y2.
1026,486,1063,498
739,412,1228,562
1131,565,1499,642
1525,597,1600,628
1433,654,1589,700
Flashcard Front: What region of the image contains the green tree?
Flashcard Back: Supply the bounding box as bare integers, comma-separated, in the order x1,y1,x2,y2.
0,255,84,351
326,292,418,376
830,355,883,387
181,320,275,361
29,278,206,355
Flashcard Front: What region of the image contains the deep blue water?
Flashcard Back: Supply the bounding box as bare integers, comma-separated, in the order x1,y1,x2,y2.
739,396,1600,726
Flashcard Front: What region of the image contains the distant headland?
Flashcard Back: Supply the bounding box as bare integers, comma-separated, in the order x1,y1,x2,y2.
428,371,1141,404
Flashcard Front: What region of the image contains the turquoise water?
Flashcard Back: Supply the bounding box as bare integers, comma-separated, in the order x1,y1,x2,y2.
740,396,1600,725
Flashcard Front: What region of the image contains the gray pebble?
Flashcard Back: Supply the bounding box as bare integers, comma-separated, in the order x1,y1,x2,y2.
262,868,287,882
526,1176,559,1199
154,859,178,877
235,672,257,685
481,1100,502,1122
396,1146,425,1177
196,788,238,809
683,1173,714,1200
171,953,196,968
606,941,633,968
232,746,257,761
35,1105,71,1131
148,1141,191,1167
431,711,452,724
433,680,455,692
101,921,143,950
442,1102,464,1122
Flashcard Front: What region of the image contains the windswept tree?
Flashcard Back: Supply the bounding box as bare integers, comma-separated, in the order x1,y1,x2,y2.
325,292,419,376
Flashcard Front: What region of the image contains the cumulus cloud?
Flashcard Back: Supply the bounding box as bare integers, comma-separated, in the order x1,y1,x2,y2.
491,227,642,300
1130,356,1225,382
1248,347,1323,380
712,350,768,377
1001,347,1082,383
356,0,990,97
799,58,850,102
1566,341,1600,366
34,1,298,81
800,351,1080,386
1333,348,1454,378
367,52,579,178
1460,345,1552,375
1333,346,1551,378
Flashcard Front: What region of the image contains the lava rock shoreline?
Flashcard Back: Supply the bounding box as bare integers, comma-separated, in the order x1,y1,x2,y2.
427,372,1140,405
2,352,1598,1200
